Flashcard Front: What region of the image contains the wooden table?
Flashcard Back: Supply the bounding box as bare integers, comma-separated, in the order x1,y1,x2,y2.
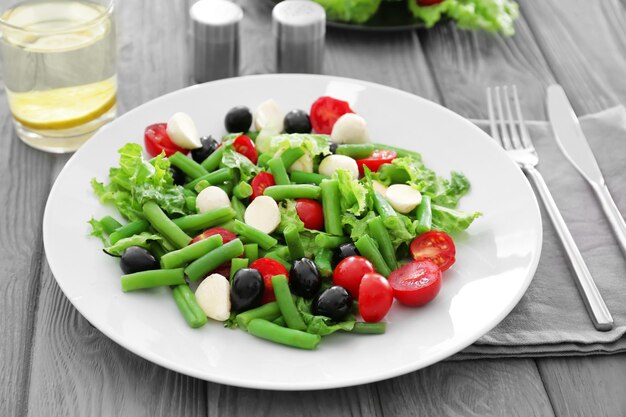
2,0,626,415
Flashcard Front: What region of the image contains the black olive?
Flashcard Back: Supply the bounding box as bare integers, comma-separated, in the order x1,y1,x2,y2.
120,246,159,274
191,136,219,163
312,286,353,321
289,258,322,299
284,109,312,134
169,165,186,186
328,142,338,154
224,106,253,133
332,243,360,267
230,268,265,313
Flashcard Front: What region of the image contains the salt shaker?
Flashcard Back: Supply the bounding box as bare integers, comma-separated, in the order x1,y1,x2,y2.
272,0,326,74
190,0,243,83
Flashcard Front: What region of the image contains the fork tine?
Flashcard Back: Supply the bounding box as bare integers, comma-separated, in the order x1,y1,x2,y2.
512,85,533,148
494,87,513,150
486,87,500,142
502,86,523,149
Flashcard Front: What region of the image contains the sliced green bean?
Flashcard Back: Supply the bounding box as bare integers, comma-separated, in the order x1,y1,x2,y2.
371,143,422,159
185,196,197,212
264,252,291,270
169,151,208,179
121,268,185,292
150,242,167,260
280,147,305,169
200,144,225,171
99,216,122,234
264,184,321,200
268,158,290,186
284,225,305,260
172,207,236,232
373,191,409,237
257,153,272,168
415,195,432,234
351,322,386,334
184,239,244,281
184,167,234,190
247,319,321,350
314,247,333,277
243,243,259,262
216,181,234,196
271,275,306,331
236,302,281,330
172,284,208,328
354,235,391,277
232,220,278,250
231,196,246,222
320,179,343,235
290,170,328,185
160,234,223,269
143,201,191,249
336,144,374,159
218,220,237,233
194,179,210,193
109,220,149,245
230,257,249,282
367,216,397,270
315,233,349,249
233,181,253,199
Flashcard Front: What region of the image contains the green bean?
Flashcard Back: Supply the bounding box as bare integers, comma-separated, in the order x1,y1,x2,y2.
121,268,185,292
233,181,253,199
230,257,249,282
185,196,197,212
169,151,208,179
320,179,343,235
109,220,149,245
290,170,328,185
373,192,409,236
194,179,210,193
257,153,272,168
264,184,321,200
267,245,291,259
243,243,259,262
200,144,225,171
351,322,386,334
314,248,333,277
268,158,290,186
371,143,423,159
336,144,374,159
284,225,305,260
354,235,391,277
143,201,191,249
216,181,234,196
159,237,176,253
150,242,167,260
160,234,223,269
232,220,278,250
99,216,122,234
314,233,349,249
231,197,246,222
280,147,305,169
172,207,235,232
367,216,397,270
415,195,432,234
172,284,208,328
218,220,237,233
184,239,244,281
247,319,321,350
236,302,281,330
271,275,306,331
264,252,291,270
184,167,234,190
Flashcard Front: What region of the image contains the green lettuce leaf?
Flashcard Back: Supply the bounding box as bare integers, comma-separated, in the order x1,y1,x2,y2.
277,200,306,233
333,169,369,215
431,204,481,233
431,171,471,208
265,133,331,159
103,232,163,256
296,297,355,336
220,148,260,182
342,211,376,242
313,0,382,24
87,218,108,244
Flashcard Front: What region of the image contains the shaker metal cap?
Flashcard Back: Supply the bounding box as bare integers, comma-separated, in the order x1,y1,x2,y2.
272,0,326,42
190,0,243,43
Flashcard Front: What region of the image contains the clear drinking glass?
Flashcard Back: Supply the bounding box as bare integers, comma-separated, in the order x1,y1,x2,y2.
0,0,116,153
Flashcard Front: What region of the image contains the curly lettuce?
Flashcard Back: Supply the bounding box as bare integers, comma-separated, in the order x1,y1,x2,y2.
314,0,382,24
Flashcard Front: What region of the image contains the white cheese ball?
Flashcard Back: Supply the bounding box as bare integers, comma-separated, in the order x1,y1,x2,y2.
254,99,284,133
385,184,422,214
195,274,231,321
166,112,202,149
196,186,231,214
372,180,388,196
330,113,369,144
318,154,359,179
244,195,281,234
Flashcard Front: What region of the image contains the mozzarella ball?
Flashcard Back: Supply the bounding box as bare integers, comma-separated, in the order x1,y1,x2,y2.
385,184,422,214
196,186,231,214
166,112,202,149
195,274,231,321
330,113,369,144
254,99,284,133
318,154,359,179
244,195,280,234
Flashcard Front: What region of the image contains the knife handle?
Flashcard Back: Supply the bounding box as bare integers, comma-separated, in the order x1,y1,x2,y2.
524,166,614,331
592,183,626,258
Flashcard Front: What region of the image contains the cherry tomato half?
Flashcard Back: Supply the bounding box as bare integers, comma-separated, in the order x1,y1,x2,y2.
418,0,444,5
356,150,397,176
332,256,375,299
144,123,188,157
232,134,258,164
251,172,276,200
358,273,393,322
309,96,354,134
190,227,237,245
250,258,289,304
410,230,456,271
388,260,441,307
295,198,324,230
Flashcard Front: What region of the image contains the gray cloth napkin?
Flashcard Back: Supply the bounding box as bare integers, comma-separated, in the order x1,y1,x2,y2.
451,105,626,360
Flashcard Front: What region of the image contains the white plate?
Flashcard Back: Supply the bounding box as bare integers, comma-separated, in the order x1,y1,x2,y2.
43,74,542,390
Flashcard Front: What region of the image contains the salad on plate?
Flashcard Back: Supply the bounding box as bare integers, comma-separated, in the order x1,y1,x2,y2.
88,95,480,350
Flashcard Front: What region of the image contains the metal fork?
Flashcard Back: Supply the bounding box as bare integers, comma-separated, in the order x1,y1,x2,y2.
487,86,614,331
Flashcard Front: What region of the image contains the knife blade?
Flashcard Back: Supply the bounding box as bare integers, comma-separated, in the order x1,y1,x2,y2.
547,84,626,257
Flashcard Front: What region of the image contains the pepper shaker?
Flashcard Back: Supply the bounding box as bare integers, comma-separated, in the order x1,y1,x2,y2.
190,0,243,83
272,0,326,74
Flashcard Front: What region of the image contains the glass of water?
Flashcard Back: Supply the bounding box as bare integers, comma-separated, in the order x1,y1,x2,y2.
0,0,116,153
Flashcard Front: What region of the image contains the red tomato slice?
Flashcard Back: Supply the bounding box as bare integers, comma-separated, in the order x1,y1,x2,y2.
332,256,375,299
250,258,289,304
251,172,276,200
358,273,393,322
190,227,237,245
295,198,324,230
418,0,444,5
309,96,354,134
232,134,258,164
388,260,441,307
144,123,188,157
356,150,397,176
410,231,456,271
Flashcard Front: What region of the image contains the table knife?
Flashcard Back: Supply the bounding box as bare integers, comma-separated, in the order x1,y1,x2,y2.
547,85,626,258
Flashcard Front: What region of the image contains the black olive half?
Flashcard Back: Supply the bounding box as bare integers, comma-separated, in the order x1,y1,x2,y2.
332,243,360,267
191,136,219,163
289,258,322,299
230,268,265,313
284,109,312,134
224,106,253,133
120,246,160,274
312,286,353,322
